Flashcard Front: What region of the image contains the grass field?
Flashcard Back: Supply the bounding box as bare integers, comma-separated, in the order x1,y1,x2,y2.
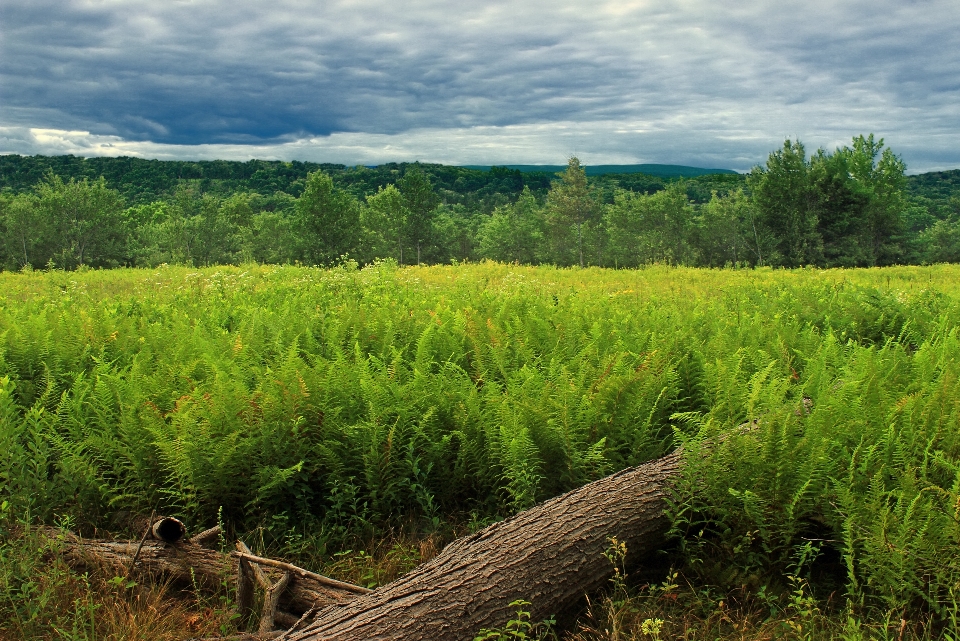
2,261,959,639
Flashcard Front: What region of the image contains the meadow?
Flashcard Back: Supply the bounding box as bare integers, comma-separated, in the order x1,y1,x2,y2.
2,261,959,639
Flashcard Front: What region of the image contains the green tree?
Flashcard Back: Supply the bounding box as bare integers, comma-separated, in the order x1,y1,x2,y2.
241,212,296,264
747,140,820,267
433,203,482,263
295,170,362,265
123,201,168,266
604,181,694,267
152,187,208,265
202,192,254,264
34,172,127,269
695,189,758,267
235,191,299,265
477,187,544,264
364,184,407,264
546,157,598,267
840,134,906,264
919,218,960,263
808,149,872,266
398,167,440,265
0,193,47,269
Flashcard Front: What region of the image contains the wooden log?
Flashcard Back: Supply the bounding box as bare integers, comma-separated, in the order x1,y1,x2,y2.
287,449,684,641
152,516,186,543
190,525,222,547
187,632,283,641
237,542,273,590
50,530,362,615
237,556,257,628
259,572,292,633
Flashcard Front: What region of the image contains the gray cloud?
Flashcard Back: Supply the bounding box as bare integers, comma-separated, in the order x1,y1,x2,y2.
2,0,959,170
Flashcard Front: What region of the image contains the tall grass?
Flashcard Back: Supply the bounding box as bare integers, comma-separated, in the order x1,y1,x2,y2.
1,261,959,635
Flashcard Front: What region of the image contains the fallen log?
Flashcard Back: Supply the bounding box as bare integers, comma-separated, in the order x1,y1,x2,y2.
49,526,362,616
287,448,684,641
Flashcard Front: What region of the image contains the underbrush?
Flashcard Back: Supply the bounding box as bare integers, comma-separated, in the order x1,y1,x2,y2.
571,574,925,641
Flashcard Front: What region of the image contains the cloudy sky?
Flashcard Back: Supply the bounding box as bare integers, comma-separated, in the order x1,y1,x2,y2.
2,0,959,172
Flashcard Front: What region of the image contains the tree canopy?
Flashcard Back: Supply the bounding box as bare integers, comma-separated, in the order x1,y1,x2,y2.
2,136,960,271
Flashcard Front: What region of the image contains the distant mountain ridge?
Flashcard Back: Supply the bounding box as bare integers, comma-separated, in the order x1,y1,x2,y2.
463,164,739,177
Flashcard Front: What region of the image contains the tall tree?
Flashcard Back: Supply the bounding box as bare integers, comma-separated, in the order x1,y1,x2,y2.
604,181,694,267
808,148,874,266
546,157,598,267
0,193,47,269
695,189,757,267
477,186,544,264
747,140,821,267
845,134,907,265
802,135,908,267
295,170,362,265
364,184,407,264
34,172,126,268
920,217,960,263
398,167,440,265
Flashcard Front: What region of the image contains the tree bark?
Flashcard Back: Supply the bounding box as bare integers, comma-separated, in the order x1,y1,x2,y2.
288,449,683,641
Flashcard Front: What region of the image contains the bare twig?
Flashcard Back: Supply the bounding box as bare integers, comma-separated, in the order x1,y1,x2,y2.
127,509,155,576
232,551,372,595
277,606,319,641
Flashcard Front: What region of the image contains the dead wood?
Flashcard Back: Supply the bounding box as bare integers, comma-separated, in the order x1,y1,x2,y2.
237,553,257,627
190,525,222,547
152,516,187,543
232,551,373,595
49,527,363,616
187,632,284,641
259,572,292,633
287,448,684,641
237,541,273,590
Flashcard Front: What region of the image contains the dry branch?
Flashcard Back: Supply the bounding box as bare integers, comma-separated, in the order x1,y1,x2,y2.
190,525,222,547
232,551,373,595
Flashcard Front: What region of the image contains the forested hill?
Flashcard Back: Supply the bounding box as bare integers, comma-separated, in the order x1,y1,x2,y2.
463,163,739,177
2,153,957,211
907,168,960,202
0,154,742,209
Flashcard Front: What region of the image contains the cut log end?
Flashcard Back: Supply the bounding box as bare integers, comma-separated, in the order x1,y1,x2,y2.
151,516,186,543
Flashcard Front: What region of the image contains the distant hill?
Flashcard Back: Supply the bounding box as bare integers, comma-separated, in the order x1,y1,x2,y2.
907,169,960,201
1,155,956,212
464,164,739,178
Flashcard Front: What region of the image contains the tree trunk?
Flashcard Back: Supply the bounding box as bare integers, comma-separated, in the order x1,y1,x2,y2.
288,449,683,641
577,220,583,268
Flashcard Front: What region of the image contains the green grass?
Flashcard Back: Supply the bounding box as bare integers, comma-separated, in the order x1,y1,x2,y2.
2,261,960,638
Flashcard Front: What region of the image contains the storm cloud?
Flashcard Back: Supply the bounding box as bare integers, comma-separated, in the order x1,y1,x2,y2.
2,0,959,171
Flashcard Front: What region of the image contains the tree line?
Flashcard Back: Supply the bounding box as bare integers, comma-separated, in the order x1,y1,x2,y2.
1,134,959,271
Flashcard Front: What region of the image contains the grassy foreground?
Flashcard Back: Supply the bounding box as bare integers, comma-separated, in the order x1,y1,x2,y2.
2,261,959,639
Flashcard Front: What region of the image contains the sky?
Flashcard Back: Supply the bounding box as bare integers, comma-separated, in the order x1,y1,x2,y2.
2,0,959,172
